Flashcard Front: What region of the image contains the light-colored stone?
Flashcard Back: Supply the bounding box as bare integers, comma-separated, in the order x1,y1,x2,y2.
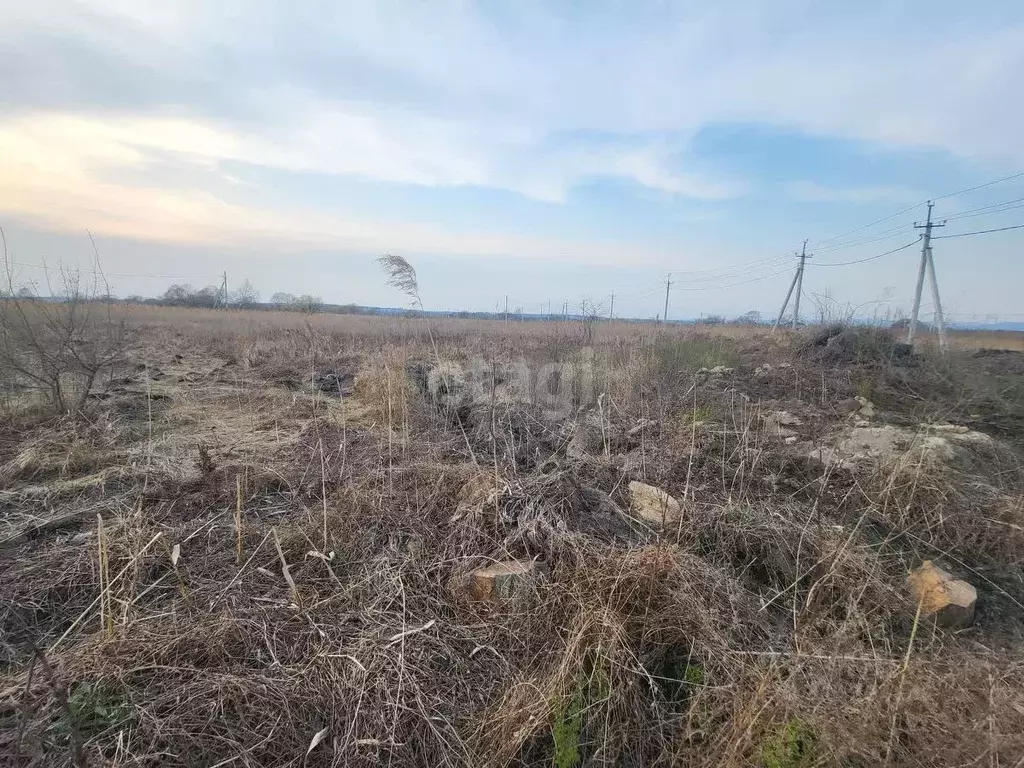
813,423,995,472
784,435,798,445
908,560,977,629
467,560,548,601
708,365,734,375
628,481,681,526
854,396,876,418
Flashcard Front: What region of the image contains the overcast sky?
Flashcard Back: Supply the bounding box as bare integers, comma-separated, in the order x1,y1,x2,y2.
1,1,1023,321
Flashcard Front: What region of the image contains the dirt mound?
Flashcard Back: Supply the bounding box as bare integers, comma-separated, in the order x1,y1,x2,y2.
972,347,1024,376
798,324,914,365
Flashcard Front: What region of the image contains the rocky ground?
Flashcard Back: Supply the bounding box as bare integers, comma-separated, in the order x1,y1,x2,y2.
1,314,1023,767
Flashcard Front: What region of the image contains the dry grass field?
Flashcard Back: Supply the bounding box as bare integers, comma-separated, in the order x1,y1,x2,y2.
2,304,1024,767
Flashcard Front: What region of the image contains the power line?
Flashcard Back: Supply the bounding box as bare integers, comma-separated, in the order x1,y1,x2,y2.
668,252,791,277
810,237,921,266
932,223,1024,239
809,202,924,248
942,200,1024,222
674,266,792,292
932,171,1024,202
943,195,1024,218
669,256,793,285
813,227,917,254
808,170,1024,251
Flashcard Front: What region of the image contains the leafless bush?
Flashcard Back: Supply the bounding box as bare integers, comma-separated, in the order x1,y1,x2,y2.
0,233,128,413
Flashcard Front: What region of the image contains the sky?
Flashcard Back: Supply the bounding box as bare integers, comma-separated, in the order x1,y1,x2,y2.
1,1,1023,321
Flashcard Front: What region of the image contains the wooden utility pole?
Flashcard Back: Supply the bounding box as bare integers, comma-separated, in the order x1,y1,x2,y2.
908,201,947,351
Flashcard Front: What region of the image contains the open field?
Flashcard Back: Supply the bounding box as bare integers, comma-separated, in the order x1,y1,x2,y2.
2,305,1024,766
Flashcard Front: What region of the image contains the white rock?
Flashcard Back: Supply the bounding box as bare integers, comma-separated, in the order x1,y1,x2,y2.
854,396,876,418
628,481,681,526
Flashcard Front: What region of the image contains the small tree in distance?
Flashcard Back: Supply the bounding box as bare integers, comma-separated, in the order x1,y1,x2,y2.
270,292,296,309
232,279,260,308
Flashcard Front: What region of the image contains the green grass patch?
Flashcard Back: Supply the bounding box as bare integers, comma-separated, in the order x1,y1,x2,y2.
762,717,818,768
54,681,133,740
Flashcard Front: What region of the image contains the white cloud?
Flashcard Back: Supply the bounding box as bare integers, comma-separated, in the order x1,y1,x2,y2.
9,1,1020,208
0,112,703,267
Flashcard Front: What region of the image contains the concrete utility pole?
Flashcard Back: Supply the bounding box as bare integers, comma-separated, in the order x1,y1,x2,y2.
772,241,811,331
504,294,508,324
662,275,672,323
609,293,614,320
792,240,810,329
908,201,947,351
215,271,228,309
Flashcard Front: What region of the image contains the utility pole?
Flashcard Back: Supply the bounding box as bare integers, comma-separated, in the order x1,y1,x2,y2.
908,201,947,350
772,241,811,331
791,240,810,329
504,294,508,324
547,299,551,319
609,293,615,320
662,275,672,323
215,271,228,309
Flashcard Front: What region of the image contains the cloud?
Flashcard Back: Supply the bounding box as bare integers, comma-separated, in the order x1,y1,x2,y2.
0,112,706,268
6,2,1020,208
0,0,1022,290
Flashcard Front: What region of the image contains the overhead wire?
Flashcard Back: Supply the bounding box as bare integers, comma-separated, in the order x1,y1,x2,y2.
932,223,1024,239
810,237,922,267
808,201,924,249
932,171,1024,202
943,194,1024,217
942,200,1024,222
673,266,793,292
812,227,918,254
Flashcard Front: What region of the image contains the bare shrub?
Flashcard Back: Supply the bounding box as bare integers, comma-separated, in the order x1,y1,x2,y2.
0,235,128,413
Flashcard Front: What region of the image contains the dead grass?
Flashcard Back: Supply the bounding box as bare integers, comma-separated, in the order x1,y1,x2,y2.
1,312,1023,766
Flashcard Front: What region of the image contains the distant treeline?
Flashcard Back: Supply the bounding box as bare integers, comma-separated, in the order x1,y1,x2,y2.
5,279,776,325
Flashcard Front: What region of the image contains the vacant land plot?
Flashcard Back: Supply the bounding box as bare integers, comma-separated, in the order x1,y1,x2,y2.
2,305,1024,767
